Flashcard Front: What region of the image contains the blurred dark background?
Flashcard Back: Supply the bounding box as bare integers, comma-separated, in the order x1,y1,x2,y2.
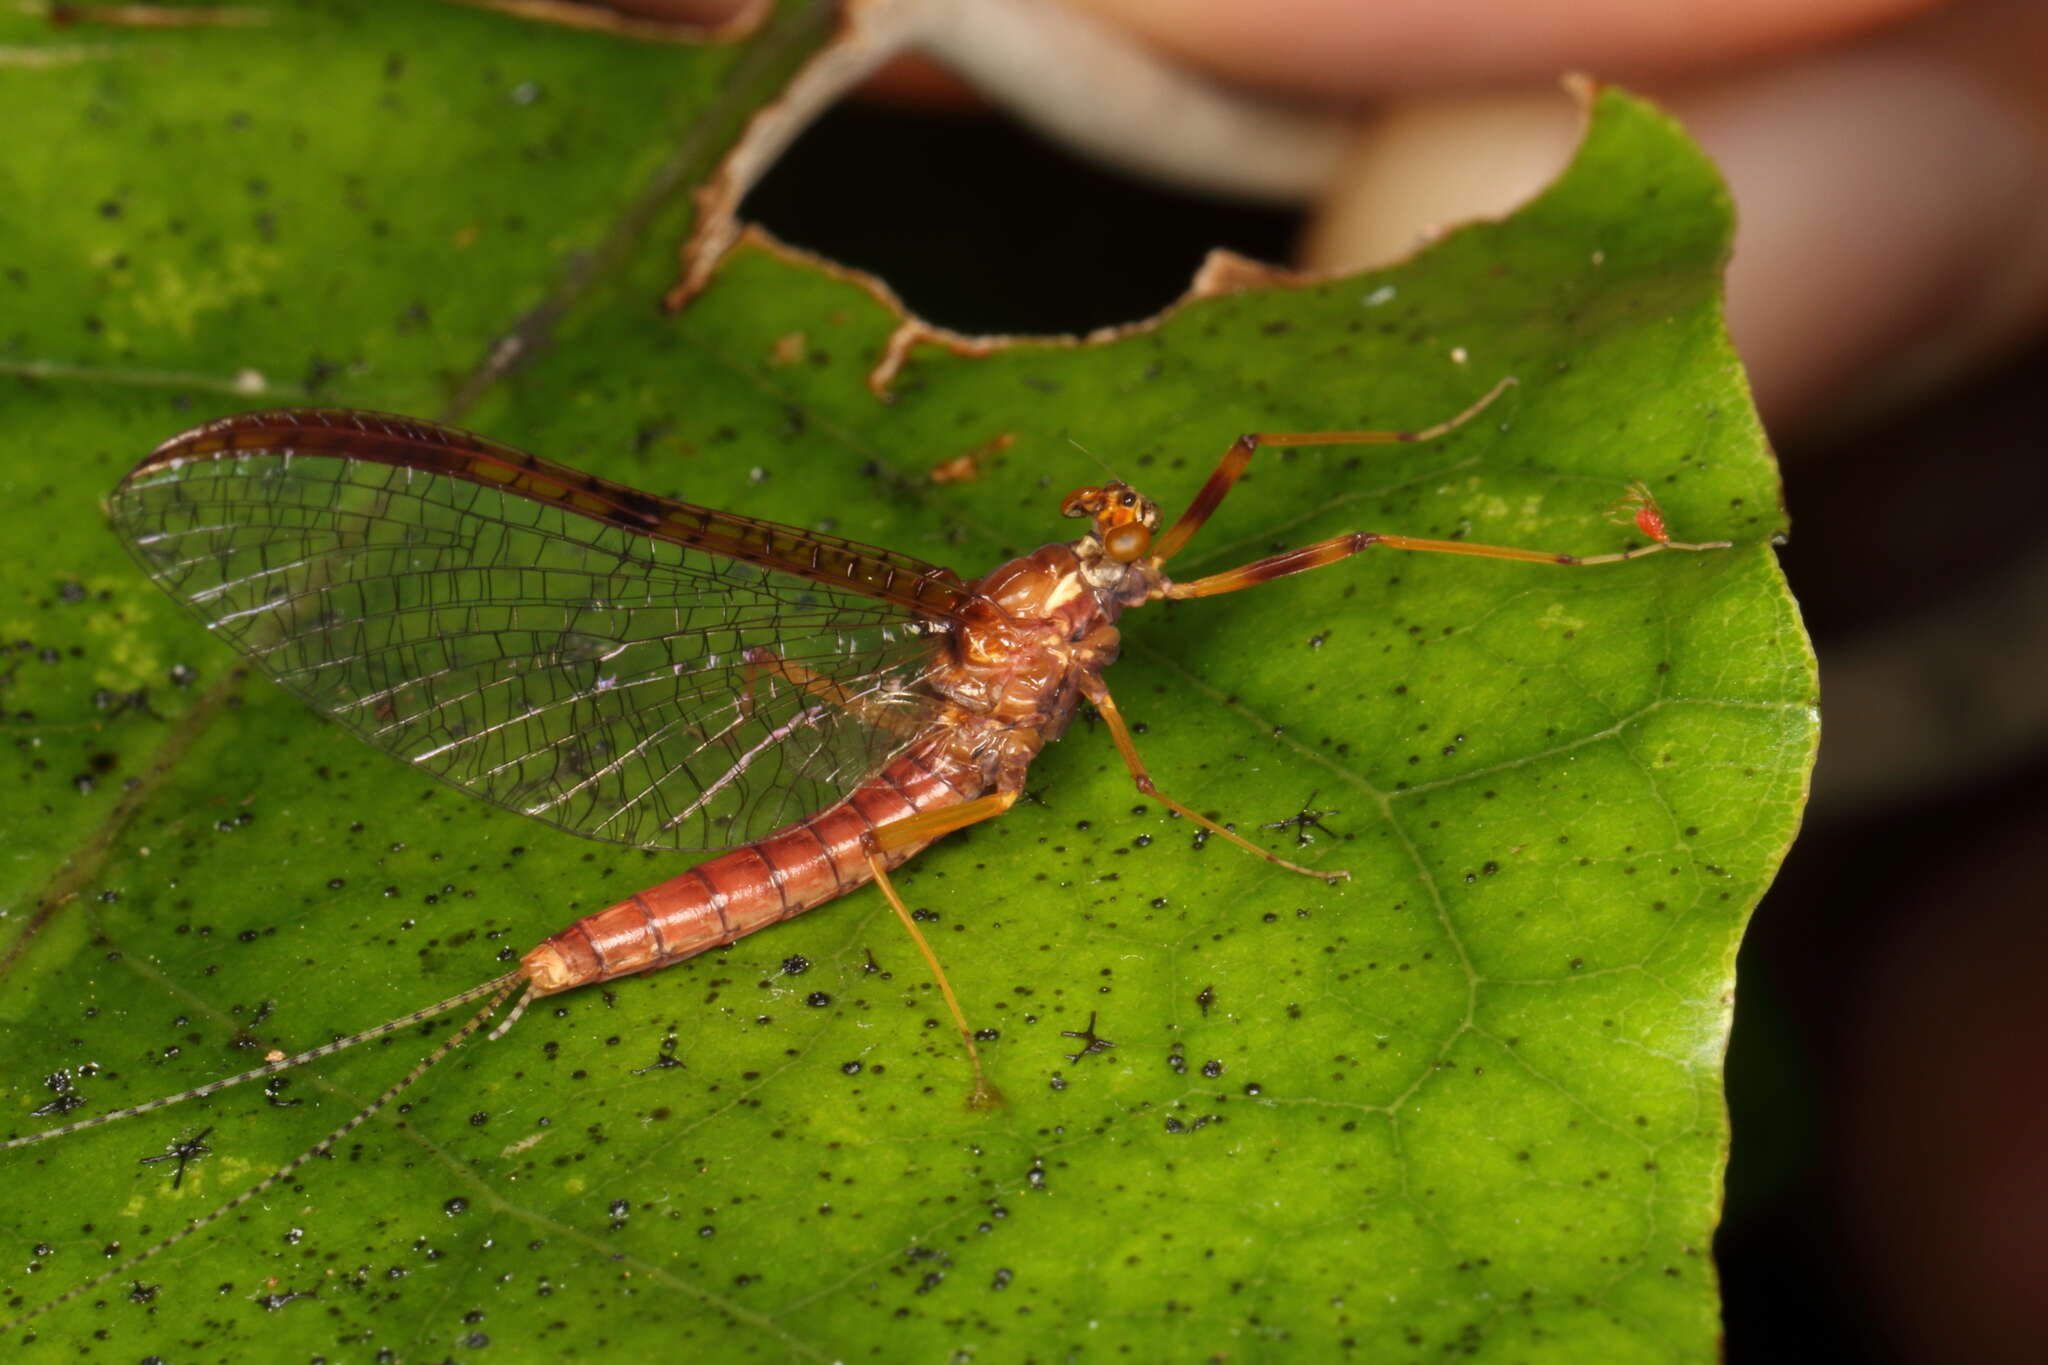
746,98,2048,1365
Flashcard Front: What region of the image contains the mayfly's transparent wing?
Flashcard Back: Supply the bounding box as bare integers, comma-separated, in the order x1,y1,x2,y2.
108,410,971,852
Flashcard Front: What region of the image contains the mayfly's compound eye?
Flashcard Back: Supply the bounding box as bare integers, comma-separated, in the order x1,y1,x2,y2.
1104,521,1152,563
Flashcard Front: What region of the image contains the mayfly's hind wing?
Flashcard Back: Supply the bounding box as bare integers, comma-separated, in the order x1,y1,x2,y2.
107,410,966,852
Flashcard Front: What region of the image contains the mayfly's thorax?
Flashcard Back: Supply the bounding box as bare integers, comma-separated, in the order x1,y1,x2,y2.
933,544,1128,725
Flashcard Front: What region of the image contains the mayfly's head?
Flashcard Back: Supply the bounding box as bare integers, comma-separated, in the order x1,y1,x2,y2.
1060,481,1160,566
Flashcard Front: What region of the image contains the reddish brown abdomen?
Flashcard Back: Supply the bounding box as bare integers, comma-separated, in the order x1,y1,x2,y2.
521,737,982,995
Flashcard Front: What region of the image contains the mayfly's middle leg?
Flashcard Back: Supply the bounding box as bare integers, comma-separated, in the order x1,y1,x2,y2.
736,646,921,735
862,791,1021,1111
1078,671,1348,884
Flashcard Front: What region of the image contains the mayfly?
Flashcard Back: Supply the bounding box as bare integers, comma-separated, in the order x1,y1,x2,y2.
2,378,1725,1325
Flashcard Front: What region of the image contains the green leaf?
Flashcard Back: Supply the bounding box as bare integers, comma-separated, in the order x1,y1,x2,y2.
1,6,1814,1360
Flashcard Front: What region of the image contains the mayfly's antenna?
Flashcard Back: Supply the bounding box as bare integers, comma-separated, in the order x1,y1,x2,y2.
0,973,523,1332
2,968,523,1152
1065,435,1123,485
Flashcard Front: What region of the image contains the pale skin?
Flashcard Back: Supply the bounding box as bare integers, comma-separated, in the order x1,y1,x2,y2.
1084,0,2048,433
600,0,2048,429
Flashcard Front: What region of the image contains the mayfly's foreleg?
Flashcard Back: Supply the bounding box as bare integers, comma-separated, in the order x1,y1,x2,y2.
1151,376,1519,563
864,791,1019,1111
1165,481,1731,599
737,646,921,735
1079,672,1349,884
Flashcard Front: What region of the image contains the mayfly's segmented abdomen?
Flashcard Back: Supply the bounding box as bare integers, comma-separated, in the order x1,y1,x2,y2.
521,737,987,994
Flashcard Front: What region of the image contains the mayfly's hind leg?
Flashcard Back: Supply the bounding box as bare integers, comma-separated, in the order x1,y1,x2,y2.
862,791,1020,1111
737,646,923,735
1079,673,1349,884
